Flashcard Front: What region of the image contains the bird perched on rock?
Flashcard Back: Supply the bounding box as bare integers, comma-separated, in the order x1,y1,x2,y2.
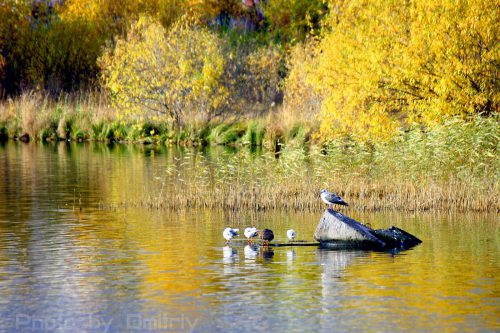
223,228,239,243
320,189,348,207
287,229,296,241
257,229,274,245
244,227,258,243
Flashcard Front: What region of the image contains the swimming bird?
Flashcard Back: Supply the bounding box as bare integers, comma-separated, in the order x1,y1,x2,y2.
257,229,274,245
244,227,258,243
287,229,297,241
223,228,239,243
320,189,348,207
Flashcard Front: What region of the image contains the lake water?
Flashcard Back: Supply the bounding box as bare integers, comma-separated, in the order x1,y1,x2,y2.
0,141,498,333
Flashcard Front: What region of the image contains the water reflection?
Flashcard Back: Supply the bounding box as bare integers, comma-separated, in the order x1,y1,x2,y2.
0,142,498,333
222,246,238,264
286,249,296,265
243,244,258,261
258,246,274,262
317,249,368,279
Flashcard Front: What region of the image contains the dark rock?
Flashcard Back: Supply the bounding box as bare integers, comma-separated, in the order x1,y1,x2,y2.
314,209,421,251
0,127,7,142
372,226,422,249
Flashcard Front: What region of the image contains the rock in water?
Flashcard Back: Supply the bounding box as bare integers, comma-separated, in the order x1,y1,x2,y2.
371,226,422,249
314,208,422,250
19,133,30,143
314,209,385,248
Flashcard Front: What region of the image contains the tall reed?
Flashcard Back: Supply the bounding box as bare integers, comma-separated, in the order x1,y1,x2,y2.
111,135,498,212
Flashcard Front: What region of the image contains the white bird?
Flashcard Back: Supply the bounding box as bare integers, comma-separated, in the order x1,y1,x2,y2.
244,227,258,242
287,229,297,241
320,189,348,207
223,228,239,243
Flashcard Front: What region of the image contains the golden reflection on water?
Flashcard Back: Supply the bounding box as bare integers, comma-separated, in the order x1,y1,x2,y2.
0,141,498,332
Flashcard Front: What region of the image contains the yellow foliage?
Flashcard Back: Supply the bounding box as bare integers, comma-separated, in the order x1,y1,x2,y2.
100,16,229,127
57,0,102,21
0,1,105,92
261,0,328,43
59,0,189,34
240,46,283,106
283,41,322,122
298,0,499,142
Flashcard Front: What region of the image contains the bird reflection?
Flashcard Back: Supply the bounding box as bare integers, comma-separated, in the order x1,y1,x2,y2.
316,248,368,279
286,249,296,265
259,246,274,262
222,246,238,264
244,244,258,260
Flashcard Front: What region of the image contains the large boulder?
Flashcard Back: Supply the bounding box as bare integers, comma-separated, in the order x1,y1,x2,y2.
314,208,421,250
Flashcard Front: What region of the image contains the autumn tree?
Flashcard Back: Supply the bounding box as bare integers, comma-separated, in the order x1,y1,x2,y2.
293,0,499,142
60,0,190,34
261,0,328,43
0,1,105,93
100,16,229,127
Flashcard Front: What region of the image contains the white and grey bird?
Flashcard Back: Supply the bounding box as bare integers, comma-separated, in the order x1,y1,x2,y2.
286,229,297,241
320,189,348,207
223,228,239,243
244,227,258,241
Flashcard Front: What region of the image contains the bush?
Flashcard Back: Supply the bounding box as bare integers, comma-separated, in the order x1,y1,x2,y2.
100,16,230,128
301,0,499,142
282,41,322,123
261,0,327,43
0,1,104,94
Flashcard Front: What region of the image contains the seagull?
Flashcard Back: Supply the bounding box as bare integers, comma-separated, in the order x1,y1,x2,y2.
320,189,348,207
244,227,258,243
257,229,274,246
223,228,239,243
287,229,297,241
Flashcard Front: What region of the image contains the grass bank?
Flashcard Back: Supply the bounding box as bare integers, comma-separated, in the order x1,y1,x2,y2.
0,91,312,148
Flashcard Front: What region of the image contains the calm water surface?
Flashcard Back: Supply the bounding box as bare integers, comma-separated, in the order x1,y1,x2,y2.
0,142,498,332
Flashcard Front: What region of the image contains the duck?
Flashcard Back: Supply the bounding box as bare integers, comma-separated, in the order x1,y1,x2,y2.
257,229,274,246
287,229,297,241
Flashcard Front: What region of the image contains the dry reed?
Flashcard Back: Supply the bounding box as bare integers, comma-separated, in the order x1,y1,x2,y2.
106,147,498,212
127,179,497,212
